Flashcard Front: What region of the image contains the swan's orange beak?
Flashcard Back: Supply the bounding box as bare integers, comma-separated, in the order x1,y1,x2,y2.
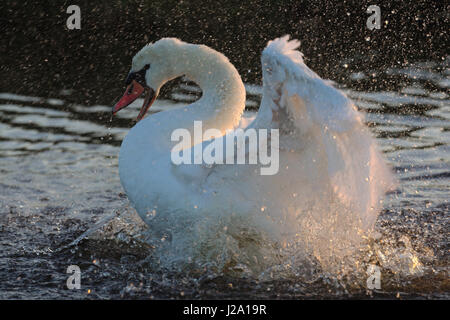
112,80,156,121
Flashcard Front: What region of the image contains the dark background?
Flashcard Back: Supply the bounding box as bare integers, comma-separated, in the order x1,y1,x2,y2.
1,0,448,105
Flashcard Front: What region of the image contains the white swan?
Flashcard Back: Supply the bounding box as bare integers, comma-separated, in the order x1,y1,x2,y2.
112,37,394,268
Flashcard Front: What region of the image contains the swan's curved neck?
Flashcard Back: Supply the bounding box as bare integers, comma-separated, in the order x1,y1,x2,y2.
121,43,246,169
167,43,246,133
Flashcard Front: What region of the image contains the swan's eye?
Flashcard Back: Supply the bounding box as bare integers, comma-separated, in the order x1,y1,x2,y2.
134,66,149,85
125,64,150,86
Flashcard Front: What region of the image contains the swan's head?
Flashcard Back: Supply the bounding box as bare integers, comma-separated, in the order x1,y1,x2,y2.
112,38,184,121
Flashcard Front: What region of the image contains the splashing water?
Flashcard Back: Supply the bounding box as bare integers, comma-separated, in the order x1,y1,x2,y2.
0,59,448,298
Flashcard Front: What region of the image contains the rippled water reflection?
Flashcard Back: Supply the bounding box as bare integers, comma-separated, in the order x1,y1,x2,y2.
0,60,448,299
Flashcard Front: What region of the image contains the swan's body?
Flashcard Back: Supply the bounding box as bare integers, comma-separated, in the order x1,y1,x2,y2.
114,37,394,269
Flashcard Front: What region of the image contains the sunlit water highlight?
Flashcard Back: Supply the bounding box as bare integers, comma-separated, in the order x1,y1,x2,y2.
0,60,448,299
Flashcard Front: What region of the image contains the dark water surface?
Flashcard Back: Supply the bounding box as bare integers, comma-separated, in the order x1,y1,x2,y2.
0,1,448,299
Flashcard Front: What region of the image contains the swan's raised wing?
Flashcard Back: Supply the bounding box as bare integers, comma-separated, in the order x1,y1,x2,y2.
251,36,394,228
251,35,362,133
